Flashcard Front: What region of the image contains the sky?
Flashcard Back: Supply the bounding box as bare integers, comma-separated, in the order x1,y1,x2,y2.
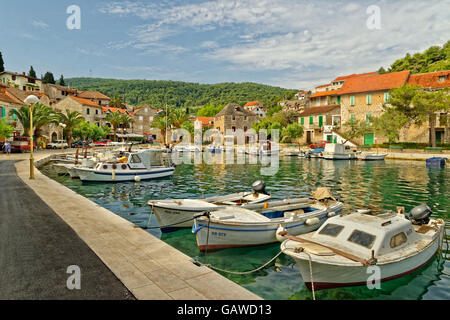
0,0,449,90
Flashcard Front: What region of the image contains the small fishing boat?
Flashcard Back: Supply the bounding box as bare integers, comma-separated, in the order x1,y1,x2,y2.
247,140,279,156
323,143,357,160
357,152,388,161
74,149,175,182
280,204,445,290
173,144,202,153
193,188,343,251
206,144,223,153
149,181,272,233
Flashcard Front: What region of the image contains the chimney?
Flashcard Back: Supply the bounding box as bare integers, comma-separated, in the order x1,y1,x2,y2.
23,72,26,76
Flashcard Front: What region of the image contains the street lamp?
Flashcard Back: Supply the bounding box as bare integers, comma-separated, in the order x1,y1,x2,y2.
59,122,67,152
24,95,39,180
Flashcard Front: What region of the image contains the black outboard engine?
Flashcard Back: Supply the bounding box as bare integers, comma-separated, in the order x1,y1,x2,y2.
408,204,432,225
252,180,268,195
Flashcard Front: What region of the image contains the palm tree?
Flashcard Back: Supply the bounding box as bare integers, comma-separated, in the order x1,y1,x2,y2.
105,111,122,141
9,103,57,138
171,108,188,128
119,113,134,134
57,109,85,145
152,115,171,144
109,94,124,109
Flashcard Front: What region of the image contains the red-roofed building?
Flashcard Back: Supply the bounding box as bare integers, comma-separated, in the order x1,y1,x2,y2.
407,70,450,89
243,101,267,117
77,90,110,106
54,96,104,127
298,105,341,144
195,116,214,127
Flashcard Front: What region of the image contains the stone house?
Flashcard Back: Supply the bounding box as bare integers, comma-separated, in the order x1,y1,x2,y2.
243,101,267,118
0,71,42,92
129,105,162,142
298,105,341,144
41,83,77,105
77,90,110,106
54,96,104,125
214,103,258,140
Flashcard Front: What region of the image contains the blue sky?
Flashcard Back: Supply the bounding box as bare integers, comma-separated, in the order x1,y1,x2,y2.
0,0,449,90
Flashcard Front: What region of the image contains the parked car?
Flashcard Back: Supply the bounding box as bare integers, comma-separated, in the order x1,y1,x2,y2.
71,140,90,148
309,141,327,149
11,136,36,153
47,140,69,149
92,139,112,147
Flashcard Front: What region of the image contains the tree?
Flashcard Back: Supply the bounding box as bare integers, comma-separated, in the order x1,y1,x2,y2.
59,75,66,86
412,89,450,147
181,121,194,137
0,119,13,139
110,94,124,108
152,115,172,144
372,109,409,144
105,111,123,141
171,108,188,128
119,113,134,134
387,85,422,124
340,118,372,144
281,123,304,143
57,109,85,145
9,103,57,137
0,51,4,72
28,66,37,78
42,72,56,84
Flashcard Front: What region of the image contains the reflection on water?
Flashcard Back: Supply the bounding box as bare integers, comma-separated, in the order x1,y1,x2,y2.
41,156,449,300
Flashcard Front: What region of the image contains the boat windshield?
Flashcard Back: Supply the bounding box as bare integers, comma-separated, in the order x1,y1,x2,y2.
130,154,141,163
347,230,376,249
319,223,344,237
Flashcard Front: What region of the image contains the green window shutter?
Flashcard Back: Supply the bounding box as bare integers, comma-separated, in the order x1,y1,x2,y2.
366,94,372,105
366,114,372,124
309,116,313,124
301,117,304,125
337,96,341,104
350,114,355,122
350,96,355,106
319,116,323,127
0,107,5,118
384,92,390,102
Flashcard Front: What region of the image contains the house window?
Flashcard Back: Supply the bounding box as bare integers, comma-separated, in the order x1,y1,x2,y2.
350,114,356,122
366,114,372,124
232,126,236,132
366,94,372,105
139,116,143,121
95,109,99,115
384,92,390,102
232,115,236,120
149,116,153,121
309,116,313,124
301,117,304,125
86,108,90,115
350,96,355,106
244,126,247,132
0,106,4,118
438,76,446,82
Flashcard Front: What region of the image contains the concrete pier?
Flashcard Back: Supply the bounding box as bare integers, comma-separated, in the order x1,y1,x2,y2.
1,151,261,300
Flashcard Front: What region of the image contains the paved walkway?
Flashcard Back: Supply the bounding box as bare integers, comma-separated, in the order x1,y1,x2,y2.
0,159,134,299
2,151,261,300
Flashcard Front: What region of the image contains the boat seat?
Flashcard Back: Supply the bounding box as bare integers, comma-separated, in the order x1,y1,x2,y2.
294,243,335,256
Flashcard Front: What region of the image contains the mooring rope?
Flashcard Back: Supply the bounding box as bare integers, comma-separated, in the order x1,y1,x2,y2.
142,211,209,230
195,251,284,275
294,247,316,300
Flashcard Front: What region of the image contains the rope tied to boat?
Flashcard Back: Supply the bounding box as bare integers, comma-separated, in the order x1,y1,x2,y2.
192,251,284,275
142,209,210,230
294,247,315,301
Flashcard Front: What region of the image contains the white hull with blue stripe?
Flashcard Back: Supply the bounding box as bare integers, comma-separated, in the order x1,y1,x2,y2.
193,199,343,251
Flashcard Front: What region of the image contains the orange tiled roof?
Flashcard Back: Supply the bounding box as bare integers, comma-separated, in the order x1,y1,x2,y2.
102,106,128,114
244,101,262,107
196,116,214,126
70,96,102,108
0,92,21,104
77,90,110,100
407,70,450,89
333,72,377,82
299,105,340,117
315,83,331,89
338,71,410,95
310,90,341,98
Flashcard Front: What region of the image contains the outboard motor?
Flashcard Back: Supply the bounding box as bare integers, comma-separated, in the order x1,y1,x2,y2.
408,204,432,225
252,180,268,195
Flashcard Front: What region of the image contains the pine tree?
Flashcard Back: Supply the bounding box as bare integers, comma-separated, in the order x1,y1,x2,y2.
42,71,56,84
0,51,4,72
28,66,37,78
59,74,66,86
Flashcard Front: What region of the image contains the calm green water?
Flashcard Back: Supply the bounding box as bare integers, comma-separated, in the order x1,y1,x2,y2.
41,156,449,300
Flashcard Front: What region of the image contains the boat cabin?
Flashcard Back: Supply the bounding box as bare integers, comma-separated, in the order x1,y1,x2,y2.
93,150,163,171
324,143,351,154
311,211,418,257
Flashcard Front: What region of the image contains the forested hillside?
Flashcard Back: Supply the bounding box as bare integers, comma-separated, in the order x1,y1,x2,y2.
379,40,450,74
66,78,296,108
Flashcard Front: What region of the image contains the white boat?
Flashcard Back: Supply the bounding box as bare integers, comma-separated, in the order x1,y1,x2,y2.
357,152,388,161
193,188,343,251
281,204,445,290
206,144,223,153
323,143,357,160
74,149,175,182
173,144,202,153
149,181,272,233
247,141,279,156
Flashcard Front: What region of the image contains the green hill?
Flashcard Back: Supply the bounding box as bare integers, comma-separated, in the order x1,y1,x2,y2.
66,78,296,108
379,40,450,74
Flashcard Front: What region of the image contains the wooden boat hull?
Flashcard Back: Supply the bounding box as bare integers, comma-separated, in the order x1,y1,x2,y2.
193,203,343,251
77,167,174,182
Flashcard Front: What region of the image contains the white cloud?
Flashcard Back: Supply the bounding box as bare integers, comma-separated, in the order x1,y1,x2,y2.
100,0,450,88
32,20,49,29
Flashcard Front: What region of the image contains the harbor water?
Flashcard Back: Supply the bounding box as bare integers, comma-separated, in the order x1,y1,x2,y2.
41,156,449,300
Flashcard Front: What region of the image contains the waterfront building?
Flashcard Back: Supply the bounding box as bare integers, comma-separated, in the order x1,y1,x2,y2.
129,104,161,142
298,104,341,144
77,90,110,106
243,101,267,118
214,103,258,139
41,83,77,105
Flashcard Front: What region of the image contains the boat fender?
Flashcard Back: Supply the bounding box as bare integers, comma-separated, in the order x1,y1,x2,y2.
276,225,287,242
327,211,336,217
192,224,204,234
306,217,319,225
111,170,115,180
134,176,141,182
